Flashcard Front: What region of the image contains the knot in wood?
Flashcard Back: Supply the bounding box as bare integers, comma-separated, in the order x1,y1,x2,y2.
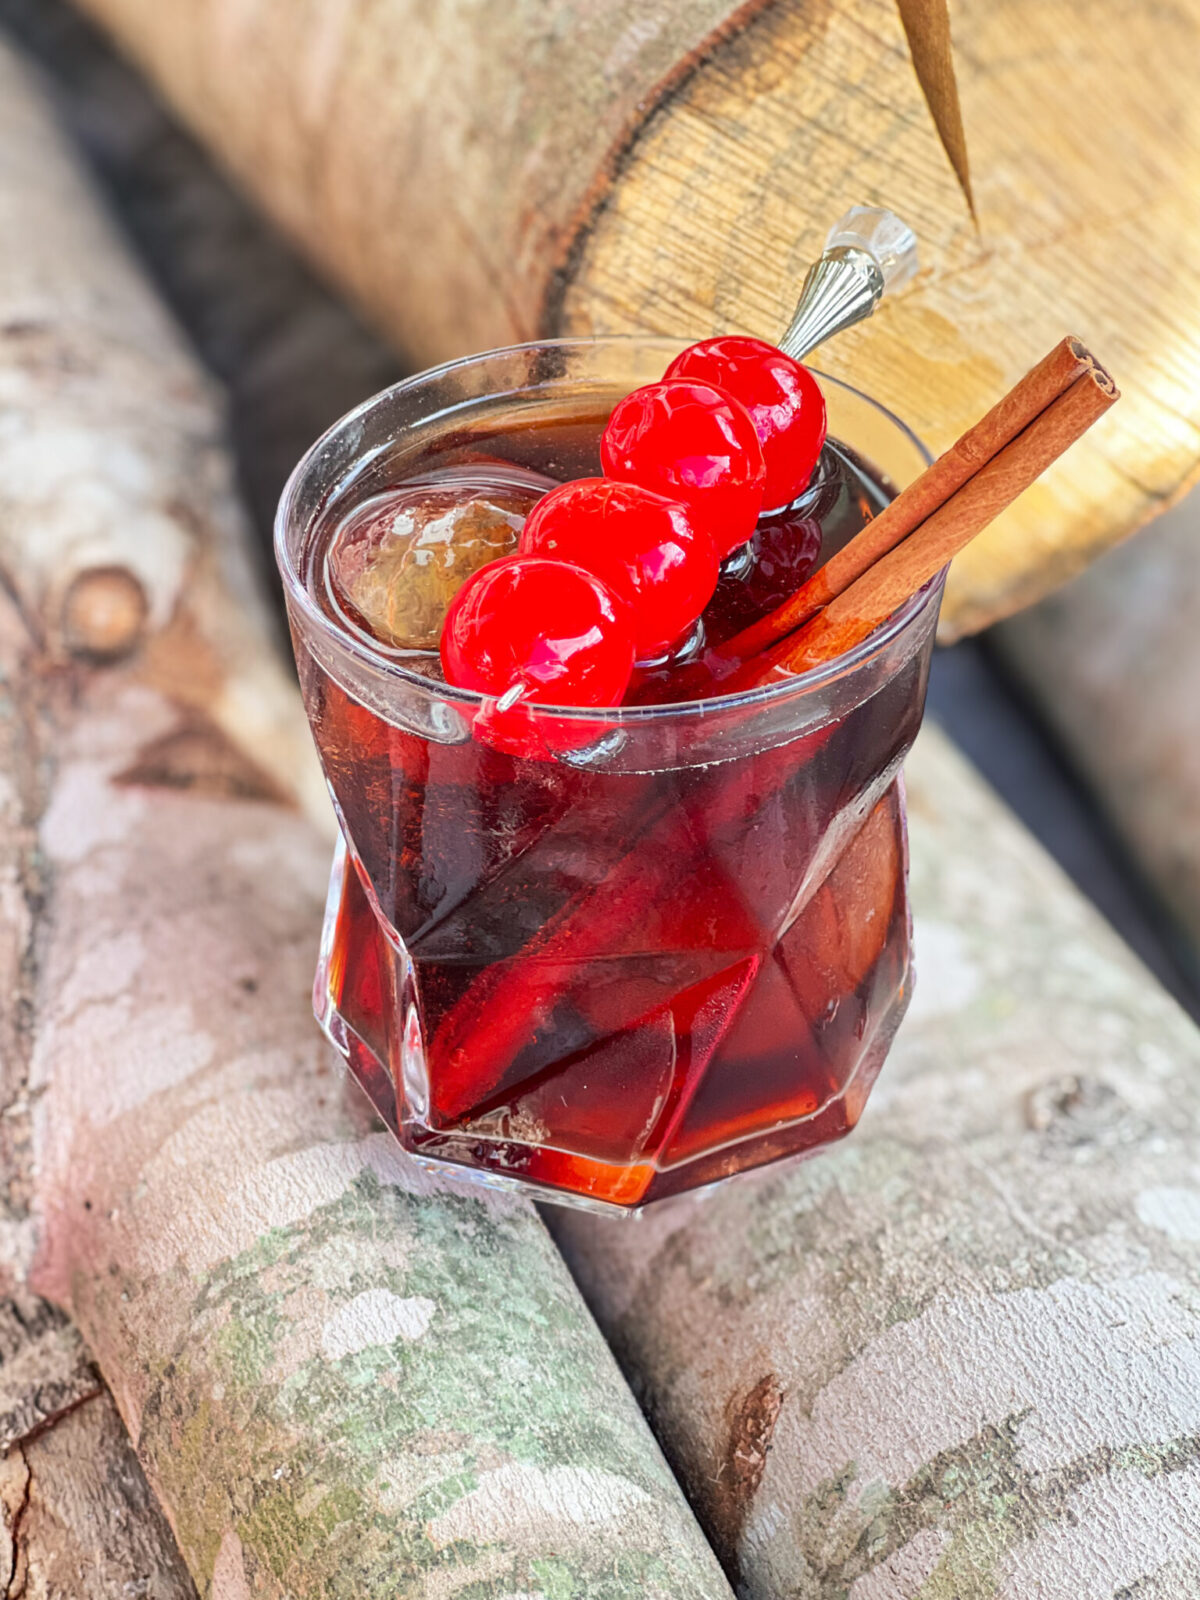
707,1372,784,1574
61,566,148,662
1024,1073,1136,1148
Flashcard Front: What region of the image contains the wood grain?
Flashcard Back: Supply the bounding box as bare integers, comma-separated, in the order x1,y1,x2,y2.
564,0,1200,637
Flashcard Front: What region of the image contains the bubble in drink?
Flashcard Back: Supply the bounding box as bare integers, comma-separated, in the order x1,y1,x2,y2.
325,467,555,650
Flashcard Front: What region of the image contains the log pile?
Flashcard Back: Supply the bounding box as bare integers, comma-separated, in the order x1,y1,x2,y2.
2,4,1200,1595
69,0,1200,637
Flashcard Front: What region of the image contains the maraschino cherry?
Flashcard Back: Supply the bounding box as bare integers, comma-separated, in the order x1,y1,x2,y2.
520,478,719,660
440,555,635,708
601,379,766,560
664,336,827,511
703,511,822,645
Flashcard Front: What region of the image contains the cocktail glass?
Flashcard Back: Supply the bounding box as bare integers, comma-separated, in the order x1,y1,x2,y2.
275,337,941,1212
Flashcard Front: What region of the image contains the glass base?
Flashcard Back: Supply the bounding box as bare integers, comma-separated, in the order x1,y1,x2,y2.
314,830,911,1215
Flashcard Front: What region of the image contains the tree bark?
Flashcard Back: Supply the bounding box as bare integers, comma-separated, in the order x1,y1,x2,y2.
0,0,404,547
0,1290,198,1599
70,0,1200,637
552,725,1200,1598
0,51,202,1585
995,490,1200,967
0,34,732,1600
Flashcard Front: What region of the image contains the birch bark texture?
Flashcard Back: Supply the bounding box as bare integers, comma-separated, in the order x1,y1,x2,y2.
995,490,1200,964
553,727,1200,1599
0,33,198,1599
0,36,733,1600
69,0,1200,639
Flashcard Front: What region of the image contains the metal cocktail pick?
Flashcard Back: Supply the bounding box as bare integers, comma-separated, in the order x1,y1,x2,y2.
779,205,918,361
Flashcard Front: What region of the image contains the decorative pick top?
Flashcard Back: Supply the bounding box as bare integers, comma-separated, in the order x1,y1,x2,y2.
779,205,918,361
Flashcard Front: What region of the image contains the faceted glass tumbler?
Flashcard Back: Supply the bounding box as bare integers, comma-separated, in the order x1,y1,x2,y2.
275,337,942,1213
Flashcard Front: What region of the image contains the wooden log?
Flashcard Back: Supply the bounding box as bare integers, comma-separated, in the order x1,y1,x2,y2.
0,1290,198,1600
0,66,198,1580
552,725,1200,1596
0,0,404,546
995,491,1200,966
0,35,733,1600
0,1289,198,1598
70,0,1200,637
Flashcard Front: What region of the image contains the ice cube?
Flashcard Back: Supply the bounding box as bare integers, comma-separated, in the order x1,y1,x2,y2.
326,467,554,650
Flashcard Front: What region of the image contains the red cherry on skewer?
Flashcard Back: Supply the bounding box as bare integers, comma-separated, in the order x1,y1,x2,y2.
519,478,719,661
601,379,766,560
440,555,635,709
702,511,823,646
664,336,827,512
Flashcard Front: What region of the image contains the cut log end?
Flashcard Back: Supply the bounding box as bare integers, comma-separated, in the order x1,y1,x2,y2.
61,567,149,661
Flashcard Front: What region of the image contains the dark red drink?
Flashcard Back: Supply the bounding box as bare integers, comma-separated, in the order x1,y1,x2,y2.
278,339,942,1210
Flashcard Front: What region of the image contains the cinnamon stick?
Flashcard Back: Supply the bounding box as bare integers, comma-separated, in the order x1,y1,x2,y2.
725,361,1118,691
714,336,1112,670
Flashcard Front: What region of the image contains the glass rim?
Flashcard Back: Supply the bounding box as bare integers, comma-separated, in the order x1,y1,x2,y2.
273,333,940,723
